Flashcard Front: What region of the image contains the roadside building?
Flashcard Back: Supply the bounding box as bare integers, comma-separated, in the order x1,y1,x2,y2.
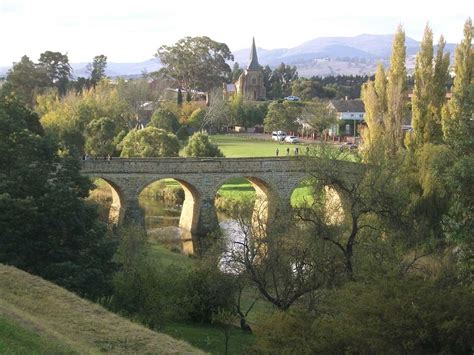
328,99,365,137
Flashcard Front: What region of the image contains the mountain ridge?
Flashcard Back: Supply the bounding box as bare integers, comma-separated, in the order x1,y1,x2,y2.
0,34,456,78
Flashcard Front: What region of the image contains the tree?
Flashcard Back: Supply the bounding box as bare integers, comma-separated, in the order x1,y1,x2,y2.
187,108,206,128
183,132,223,157
386,26,408,155
361,63,387,161
297,147,406,276
0,96,117,298
225,204,344,311
84,117,116,157
150,108,180,133
231,62,243,83
254,275,474,354
200,90,230,131
411,24,434,147
299,100,336,135
88,55,108,86
291,78,324,100
440,18,474,242
120,127,179,157
442,18,473,155
263,101,303,133
428,36,450,143
268,63,299,98
38,51,72,96
156,36,234,103
3,55,48,106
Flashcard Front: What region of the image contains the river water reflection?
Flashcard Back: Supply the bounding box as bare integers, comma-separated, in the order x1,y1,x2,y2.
139,197,244,257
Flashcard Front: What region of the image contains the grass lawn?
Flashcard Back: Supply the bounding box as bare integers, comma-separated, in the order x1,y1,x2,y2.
0,316,76,354
0,264,203,354
163,322,255,355
208,134,310,157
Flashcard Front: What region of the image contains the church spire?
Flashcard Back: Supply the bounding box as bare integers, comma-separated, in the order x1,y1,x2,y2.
248,37,260,70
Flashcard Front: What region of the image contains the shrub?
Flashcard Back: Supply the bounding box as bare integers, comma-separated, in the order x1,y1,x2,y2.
183,132,223,157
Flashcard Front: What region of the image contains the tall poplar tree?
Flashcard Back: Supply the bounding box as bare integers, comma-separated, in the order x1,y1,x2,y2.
361,63,387,161
412,25,434,147
442,18,473,155
386,26,407,155
428,36,450,143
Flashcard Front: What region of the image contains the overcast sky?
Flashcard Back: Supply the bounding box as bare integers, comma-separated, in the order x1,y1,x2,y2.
0,0,471,66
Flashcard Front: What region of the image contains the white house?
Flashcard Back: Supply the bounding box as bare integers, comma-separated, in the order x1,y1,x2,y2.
328,99,365,137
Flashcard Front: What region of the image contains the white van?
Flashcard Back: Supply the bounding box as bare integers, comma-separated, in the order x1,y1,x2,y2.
272,131,287,141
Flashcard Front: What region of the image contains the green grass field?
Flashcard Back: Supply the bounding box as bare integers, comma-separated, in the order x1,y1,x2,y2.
208,134,310,157
0,316,76,354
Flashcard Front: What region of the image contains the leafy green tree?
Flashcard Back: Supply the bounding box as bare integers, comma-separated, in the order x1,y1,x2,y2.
120,127,179,157
291,78,324,100
150,108,180,133
440,18,474,242
84,117,116,157
268,63,299,98
0,96,117,298
38,51,72,96
263,101,303,132
3,55,48,106
411,24,434,147
39,80,132,152
299,100,336,135
188,108,206,128
254,275,474,354
231,62,243,82
442,18,473,155
183,132,223,157
361,63,387,161
88,55,108,86
156,36,234,102
386,25,408,155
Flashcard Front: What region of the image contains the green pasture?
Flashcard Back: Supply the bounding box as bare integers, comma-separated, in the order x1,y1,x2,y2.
208,134,309,157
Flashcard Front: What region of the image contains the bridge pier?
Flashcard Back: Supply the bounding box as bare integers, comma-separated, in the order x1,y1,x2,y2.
122,195,145,227
196,196,219,237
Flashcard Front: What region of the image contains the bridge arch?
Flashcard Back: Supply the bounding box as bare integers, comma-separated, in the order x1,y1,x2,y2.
88,176,126,226
288,175,348,226
136,176,202,234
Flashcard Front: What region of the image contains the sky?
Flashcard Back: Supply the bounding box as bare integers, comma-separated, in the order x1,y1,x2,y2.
0,0,471,66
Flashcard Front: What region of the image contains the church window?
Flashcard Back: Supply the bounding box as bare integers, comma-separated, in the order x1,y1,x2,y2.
252,78,257,85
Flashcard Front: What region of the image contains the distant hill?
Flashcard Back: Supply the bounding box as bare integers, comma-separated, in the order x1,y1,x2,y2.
0,34,456,78
71,58,162,78
0,264,202,354
233,34,456,76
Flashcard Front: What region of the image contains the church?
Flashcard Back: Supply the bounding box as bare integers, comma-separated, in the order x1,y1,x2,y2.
224,38,266,101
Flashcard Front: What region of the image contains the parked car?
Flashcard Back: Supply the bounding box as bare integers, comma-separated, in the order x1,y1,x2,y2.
285,136,300,143
272,131,287,141
284,95,301,101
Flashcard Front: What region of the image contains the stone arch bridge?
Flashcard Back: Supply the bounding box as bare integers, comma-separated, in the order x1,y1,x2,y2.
81,157,362,236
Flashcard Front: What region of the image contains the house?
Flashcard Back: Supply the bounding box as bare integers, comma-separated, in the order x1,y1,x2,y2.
328,99,365,137
224,38,266,101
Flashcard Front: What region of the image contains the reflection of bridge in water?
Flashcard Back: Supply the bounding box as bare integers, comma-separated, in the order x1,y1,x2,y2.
81,157,361,239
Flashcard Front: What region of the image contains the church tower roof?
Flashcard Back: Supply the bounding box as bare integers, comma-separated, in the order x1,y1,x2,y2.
247,37,260,71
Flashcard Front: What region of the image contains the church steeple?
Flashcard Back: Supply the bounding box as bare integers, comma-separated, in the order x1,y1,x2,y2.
247,37,260,70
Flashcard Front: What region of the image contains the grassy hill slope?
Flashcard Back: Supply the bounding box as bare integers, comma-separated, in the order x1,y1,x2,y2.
0,264,204,354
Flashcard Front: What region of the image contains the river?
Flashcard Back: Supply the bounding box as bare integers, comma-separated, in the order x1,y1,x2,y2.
139,197,245,257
